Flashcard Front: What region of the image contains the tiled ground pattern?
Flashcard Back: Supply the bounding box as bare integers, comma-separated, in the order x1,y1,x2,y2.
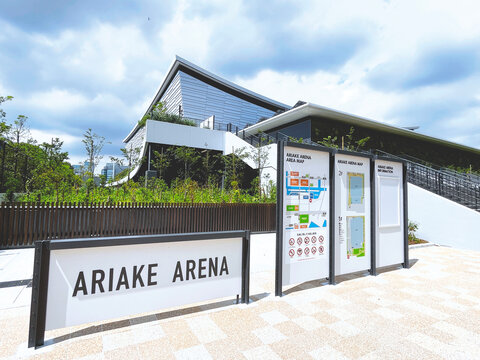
1,246,480,359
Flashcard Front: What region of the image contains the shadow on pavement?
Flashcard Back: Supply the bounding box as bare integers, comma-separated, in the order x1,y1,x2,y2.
46,292,270,346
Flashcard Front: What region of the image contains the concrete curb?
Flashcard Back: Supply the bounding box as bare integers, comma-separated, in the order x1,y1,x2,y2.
409,242,436,249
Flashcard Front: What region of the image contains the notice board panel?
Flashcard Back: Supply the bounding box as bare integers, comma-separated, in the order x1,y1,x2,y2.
335,153,371,275
279,143,331,287
375,159,405,268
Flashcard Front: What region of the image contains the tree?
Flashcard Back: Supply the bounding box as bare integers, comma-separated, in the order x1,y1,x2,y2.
151,148,170,179
249,139,271,198
82,128,108,177
201,149,221,186
9,115,32,182
224,146,248,189
317,126,370,152
174,146,199,180
111,143,142,181
0,96,13,121
32,138,74,202
10,115,30,144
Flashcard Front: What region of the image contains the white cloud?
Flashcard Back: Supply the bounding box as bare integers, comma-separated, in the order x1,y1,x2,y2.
235,69,401,125
30,128,83,146
3,0,480,161
25,89,89,113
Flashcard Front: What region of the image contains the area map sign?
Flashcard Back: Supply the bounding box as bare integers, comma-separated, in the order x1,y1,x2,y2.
276,142,333,293
277,143,408,296
334,152,372,276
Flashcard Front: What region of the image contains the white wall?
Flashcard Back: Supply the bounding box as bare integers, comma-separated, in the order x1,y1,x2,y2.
408,183,480,251
146,120,225,151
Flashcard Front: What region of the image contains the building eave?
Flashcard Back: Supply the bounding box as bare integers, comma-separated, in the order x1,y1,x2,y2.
244,103,480,155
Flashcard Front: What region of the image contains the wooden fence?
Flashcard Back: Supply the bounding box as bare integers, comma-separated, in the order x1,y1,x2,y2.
0,202,276,248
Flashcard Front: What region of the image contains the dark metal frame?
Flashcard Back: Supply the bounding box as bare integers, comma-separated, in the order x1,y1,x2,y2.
402,162,410,268
28,230,250,349
275,141,335,296
373,155,409,269
334,149,375,277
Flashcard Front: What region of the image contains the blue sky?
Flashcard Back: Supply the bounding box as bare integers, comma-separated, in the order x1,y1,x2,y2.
1,0,479,169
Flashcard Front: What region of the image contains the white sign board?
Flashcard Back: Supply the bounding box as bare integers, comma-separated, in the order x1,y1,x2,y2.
335,153,371,275
45,237,242,330
282,145,330,285
375,160,404,268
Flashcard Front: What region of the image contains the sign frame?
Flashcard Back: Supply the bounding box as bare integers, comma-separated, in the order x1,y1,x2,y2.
275,140,335,296
374,155,409,270
334,149,376,277
28,230,250,348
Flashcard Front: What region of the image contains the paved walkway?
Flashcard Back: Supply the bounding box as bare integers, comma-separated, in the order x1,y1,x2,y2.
1,236,480,359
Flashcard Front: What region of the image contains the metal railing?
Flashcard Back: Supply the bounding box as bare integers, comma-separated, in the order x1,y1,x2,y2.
195,118,480,212
375,150,480,212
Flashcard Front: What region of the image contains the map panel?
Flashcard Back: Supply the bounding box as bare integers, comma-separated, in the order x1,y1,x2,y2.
347,216,365,258
283,148,330,267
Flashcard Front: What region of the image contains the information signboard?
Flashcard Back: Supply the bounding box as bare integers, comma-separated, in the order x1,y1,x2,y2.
334,152,372,275
375,158,408,268
28,231,250,348
276,142,333,293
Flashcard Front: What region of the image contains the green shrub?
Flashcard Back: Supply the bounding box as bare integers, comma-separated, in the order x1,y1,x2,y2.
408,220,419,243
138,102,196,128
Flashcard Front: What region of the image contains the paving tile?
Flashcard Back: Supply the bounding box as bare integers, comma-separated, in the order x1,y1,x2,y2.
243,345,282,360
252,326,287,345
174,344,213,360
292,315,322,331
406,332,471,359
373,307,404,320
309,344,350,359
260,310,289,325
327,321,361,337
186,315,226,344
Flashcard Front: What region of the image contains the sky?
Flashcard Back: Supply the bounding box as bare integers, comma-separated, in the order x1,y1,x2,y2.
1,0,480,171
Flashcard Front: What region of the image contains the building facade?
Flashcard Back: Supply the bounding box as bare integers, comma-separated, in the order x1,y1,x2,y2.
121,56,480,183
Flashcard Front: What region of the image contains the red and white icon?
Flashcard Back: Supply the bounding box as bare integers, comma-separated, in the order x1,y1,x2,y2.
297,248,303,256
289,238,295,246
289,249,295,257
304,237,310,245
319,245,324,253
312,236,317,243
297,237,302,246
311,246,317,254
304,247,310,255
319,235,324,243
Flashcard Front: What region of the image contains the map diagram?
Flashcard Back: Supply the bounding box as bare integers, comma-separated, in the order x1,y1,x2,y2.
347,216,365,258
284,170,329,263
347,172,364,211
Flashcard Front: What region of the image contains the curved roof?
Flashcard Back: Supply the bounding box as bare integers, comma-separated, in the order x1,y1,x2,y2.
244,102,480,155
124,56,290,143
